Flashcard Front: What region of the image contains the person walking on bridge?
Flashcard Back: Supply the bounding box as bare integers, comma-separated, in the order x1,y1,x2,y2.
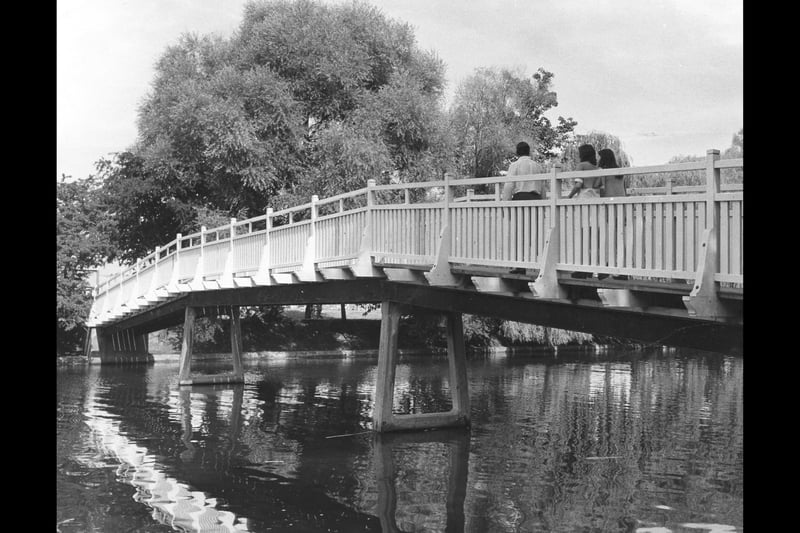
501,141,546,201
598,148,626,198
502,141,545,275
568,143,603,198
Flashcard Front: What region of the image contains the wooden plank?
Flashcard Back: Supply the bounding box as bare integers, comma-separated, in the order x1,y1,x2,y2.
645,203,653,270
506,206,513,262
489,207,495,260
686,202,695,270
616,203,625,269
523,208,531,263
559,207,567,263
590,204,598,266
607,204,616,268
391,209,398,254
676,202,685,271
575,206,581,266
374,301,401,431
537,208,544,261
582,205,590,266
599,204,607,268
558,275,693,295
731,201,741,275
465,207,472,260
178,306,196,382
665,203,674,272
453,207,461,258
231,306,243,378
446,312,470,418
625,204,633,268
566,206,574,265
517,207,524,263
720,201,730,275
478,207,484,259
634,204,645,268
655,202,663,270
406,209,412,255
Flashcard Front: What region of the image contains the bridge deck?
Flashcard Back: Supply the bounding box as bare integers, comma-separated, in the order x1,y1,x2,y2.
88,152,743,354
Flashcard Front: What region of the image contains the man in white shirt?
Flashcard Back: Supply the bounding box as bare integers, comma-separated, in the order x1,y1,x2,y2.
501,141,546,201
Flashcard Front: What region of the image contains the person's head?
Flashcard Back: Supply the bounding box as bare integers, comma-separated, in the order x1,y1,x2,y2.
597,148,618,169
516,142,531,157
577,144,596,165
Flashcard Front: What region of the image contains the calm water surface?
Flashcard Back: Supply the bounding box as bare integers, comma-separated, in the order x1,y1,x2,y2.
56,348,742,532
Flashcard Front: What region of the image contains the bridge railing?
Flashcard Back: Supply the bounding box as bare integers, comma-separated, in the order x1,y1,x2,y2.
88,150,742,325
369,181,446,265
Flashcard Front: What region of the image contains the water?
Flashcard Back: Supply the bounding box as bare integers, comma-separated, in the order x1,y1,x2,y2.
56,348,743,532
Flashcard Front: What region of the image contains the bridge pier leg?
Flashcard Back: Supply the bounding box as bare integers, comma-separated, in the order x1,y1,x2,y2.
94,326,152,364
373,301,470,432
178,306,245,386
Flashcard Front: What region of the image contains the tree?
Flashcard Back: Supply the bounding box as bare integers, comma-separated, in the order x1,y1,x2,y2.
449,67,577,178
629,127,743,189
57,176,116,354
102,0,449,261
560,130,633,170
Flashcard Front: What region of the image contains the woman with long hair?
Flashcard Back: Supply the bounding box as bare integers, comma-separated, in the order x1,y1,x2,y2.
598,148,626,197
568,144,602,198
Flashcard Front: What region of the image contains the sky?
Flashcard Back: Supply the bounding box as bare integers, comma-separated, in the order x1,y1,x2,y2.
57,0,743,181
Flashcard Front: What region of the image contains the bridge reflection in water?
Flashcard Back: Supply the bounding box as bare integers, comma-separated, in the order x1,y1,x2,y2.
57,352,742,532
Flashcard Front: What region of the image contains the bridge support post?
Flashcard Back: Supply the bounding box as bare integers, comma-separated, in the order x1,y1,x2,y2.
179,306,245,386
373,301,470,432
529,219,568,299
682,150,737,321
94,326,152,364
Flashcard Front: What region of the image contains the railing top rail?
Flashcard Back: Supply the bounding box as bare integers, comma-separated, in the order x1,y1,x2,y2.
314,186,369,206
553,161,709,180
270,202,314,218
715,158,743,169
233,214,269,227
161,237,179,250
371,180,446,192
452,173,551,186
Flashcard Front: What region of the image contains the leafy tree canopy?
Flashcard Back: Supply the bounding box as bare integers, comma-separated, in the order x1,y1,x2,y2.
57,175,116,353
449,67,577,177
560,130,633,170
103,0,448,261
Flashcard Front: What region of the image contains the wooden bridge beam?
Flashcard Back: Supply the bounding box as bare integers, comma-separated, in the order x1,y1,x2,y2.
373,301,470,432
178,305,245,386
94,326,152,364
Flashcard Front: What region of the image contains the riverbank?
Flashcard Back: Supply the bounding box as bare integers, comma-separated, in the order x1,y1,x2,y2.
59,305,639,366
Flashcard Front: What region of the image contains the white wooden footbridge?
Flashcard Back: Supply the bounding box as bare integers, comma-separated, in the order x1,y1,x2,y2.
85,149,742,431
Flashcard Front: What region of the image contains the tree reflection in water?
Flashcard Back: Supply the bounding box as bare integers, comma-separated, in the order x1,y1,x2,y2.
57,350,743,532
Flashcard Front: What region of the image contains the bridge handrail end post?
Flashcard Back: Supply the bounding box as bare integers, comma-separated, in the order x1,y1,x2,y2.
424,225,463,287
529,221,568,299
682,227,737,320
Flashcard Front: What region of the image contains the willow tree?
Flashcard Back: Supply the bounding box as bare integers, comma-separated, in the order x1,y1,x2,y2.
449,67,577,178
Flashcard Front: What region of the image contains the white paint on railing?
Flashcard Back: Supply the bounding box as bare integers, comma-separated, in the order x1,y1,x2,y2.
88,153,743,326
